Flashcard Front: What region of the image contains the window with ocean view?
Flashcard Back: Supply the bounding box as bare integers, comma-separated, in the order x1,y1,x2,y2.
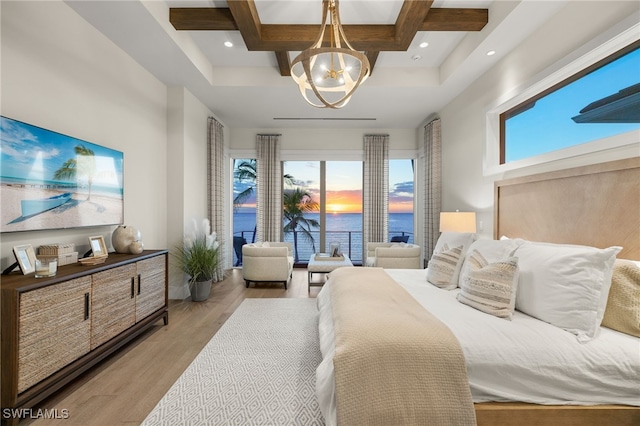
232,158,414,266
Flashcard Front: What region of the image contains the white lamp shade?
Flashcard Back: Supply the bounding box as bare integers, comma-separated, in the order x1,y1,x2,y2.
439,212,477,233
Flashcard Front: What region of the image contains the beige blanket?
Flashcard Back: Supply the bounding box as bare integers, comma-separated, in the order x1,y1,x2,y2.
329,267,476,426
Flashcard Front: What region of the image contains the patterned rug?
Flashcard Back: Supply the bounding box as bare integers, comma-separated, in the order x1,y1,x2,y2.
142,298,324,425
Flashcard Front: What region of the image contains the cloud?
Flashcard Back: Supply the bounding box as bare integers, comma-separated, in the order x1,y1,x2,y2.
0,120,60,164
390,180,414,202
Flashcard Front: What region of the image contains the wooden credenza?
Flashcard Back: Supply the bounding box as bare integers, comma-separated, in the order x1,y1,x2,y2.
1,250,168,424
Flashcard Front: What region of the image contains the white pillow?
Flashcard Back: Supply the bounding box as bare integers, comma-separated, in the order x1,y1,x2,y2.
514,241,621,342
429,232,476,287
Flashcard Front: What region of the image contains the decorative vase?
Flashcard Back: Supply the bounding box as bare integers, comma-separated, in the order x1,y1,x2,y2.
112,225,142,254
190,279,212,302
130,240,144,254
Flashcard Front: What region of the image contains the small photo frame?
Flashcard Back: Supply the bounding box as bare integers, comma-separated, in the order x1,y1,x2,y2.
88,236,108,257
330,242,341,258
13,244,37,275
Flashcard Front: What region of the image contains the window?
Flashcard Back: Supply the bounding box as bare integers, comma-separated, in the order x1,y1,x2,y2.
232,158,257,266
232,156,415,266
500,41,639,164
389,159,414,243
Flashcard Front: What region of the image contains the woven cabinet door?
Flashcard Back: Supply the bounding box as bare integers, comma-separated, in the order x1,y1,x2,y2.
91,264,136,350
135,255,166,321
17,277,92,393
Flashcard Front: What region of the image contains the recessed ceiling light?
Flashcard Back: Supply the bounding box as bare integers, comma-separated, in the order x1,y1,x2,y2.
412,55,422,61
224,41,233,48
419,42,429,48
486,50,496,56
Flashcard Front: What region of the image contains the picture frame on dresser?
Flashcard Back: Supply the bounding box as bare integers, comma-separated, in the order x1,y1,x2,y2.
12,244,36,274
88,236,107,257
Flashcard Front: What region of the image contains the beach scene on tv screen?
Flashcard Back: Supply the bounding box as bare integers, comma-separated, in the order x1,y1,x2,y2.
0,116,124,232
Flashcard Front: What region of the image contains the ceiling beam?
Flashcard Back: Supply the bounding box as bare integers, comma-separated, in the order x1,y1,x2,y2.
169,8,237,31
226,0,263,50
421,8,489,31
365,51,380,75
169,7,489,49
394,0,434,49
168,1,489,77
275,51,291,77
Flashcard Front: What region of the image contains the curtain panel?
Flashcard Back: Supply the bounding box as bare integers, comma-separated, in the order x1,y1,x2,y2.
256,134,283,242
422,118,442,266
363,134,389,264
207,117,225,282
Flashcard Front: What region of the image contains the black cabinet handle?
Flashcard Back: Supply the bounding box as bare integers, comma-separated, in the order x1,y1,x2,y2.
137,274,141,295
84,293,90,321
131,277,135,298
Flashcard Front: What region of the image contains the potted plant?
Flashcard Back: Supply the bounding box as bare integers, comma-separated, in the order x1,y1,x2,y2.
175,219,221,301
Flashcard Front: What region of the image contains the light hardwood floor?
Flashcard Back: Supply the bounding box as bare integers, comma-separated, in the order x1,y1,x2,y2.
25,268,322,425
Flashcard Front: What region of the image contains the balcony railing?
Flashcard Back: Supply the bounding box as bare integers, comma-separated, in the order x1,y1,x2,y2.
233,229,413,266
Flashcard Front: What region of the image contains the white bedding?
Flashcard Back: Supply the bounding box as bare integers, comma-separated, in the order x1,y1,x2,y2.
316,269,640,426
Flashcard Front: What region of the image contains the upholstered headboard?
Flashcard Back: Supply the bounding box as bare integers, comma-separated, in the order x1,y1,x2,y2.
494,157,640,260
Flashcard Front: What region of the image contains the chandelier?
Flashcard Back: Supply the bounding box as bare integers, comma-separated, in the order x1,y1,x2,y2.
291,0,371,109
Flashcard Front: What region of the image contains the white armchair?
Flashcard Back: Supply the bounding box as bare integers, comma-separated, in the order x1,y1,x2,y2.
242,242,294,289
366,242,422,269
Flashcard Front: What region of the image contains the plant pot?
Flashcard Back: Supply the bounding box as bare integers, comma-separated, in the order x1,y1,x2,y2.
190,279,212,302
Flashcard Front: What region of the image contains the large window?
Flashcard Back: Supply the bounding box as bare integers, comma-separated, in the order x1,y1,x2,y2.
232,157,415,266
501,41,639,164
282,159,414,265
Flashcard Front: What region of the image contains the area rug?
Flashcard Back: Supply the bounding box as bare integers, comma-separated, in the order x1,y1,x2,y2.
142,298,324,425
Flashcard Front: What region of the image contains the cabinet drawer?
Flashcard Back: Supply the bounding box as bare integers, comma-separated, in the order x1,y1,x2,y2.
136,256,166,321
91,264,136,349
18,277,92,393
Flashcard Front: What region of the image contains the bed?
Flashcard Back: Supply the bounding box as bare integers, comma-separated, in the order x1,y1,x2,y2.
316,158,640,426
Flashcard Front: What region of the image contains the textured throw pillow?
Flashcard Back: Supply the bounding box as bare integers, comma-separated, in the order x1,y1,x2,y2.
458,250,519,319
514,241,621,343
602,260,640,338
429,232,476,288
459,238,522,281
427,244,464,290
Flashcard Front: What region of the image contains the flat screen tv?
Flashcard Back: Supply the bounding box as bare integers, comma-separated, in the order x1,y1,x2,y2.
1,116,124,233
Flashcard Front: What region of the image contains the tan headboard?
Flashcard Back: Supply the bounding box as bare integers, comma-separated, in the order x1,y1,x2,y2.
494,157,640,260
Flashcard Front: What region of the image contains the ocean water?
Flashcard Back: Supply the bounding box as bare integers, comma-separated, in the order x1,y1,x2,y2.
1,176,123,197
233,212,414,264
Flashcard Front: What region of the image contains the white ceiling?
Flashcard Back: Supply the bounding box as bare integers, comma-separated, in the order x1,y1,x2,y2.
66,0,568,129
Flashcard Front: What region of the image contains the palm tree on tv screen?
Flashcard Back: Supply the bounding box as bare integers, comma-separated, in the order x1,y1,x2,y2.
53,145,96,201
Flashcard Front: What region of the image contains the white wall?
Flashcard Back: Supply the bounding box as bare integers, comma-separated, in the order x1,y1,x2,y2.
166,87,228,299
0,1,167,267
438,1,640,240
230,128,418,154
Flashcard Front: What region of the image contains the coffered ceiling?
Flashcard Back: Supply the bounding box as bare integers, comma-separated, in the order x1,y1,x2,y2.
66,0,569,129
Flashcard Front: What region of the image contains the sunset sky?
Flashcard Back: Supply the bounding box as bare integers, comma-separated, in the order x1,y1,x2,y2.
233,159,414,214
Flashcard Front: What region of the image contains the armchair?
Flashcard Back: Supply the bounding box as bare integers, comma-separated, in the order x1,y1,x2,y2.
366,242,422,269
242,242,294,289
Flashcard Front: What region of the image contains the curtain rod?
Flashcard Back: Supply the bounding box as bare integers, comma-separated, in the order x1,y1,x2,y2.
207,116,223,128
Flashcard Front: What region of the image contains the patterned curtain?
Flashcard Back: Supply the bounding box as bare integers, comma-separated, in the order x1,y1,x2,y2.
256,134,283,242
423,118,442,267
207,117,225,282
363,134,389,264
